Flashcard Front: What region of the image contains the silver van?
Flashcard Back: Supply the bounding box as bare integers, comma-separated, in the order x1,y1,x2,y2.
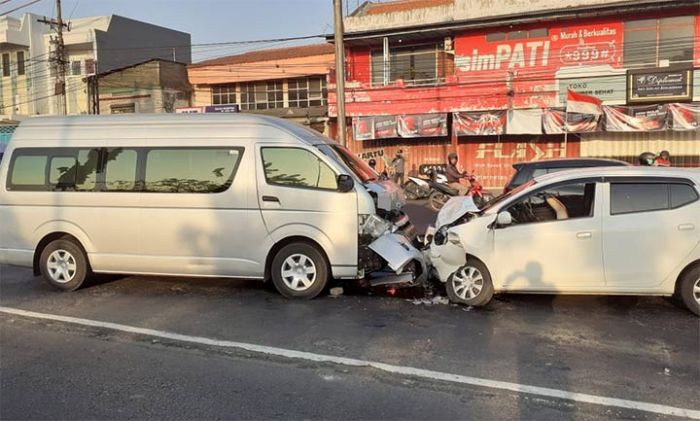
0,114,425,298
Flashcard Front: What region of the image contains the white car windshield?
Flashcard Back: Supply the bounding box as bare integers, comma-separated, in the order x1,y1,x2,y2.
480,179,536,212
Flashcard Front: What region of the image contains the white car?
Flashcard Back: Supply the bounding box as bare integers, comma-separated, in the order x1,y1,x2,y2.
428,167,700,316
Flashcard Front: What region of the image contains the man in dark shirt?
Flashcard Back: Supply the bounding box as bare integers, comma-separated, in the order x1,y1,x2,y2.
446,152,468,195
391,149,405,186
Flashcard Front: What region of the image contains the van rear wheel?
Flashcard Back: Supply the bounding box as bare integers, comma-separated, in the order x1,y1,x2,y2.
271,243,329,299
39,238,90,291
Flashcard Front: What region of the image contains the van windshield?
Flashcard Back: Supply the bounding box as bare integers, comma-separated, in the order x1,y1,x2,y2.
316,144,377,183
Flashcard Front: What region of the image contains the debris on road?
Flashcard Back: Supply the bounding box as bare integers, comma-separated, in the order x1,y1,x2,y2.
408,295,450,306
329,287,344,298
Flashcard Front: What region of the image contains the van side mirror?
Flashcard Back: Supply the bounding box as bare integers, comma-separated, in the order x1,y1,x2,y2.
337,174,354,193
496,211,512,227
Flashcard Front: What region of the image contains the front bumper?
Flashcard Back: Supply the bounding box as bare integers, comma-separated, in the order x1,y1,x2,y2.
427,240,467,283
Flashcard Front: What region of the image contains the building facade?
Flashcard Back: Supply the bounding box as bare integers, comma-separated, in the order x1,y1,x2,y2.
329,0,700,189
187,44,334,134
94,59,191,114
0,13,191,119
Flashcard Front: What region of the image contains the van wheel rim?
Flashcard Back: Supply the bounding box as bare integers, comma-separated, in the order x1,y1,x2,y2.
281,254,317,291
693,277,700,305
452,266,484,300
46,250,77,284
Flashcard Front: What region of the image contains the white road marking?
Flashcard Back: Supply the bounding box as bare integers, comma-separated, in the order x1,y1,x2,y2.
1,305,698,419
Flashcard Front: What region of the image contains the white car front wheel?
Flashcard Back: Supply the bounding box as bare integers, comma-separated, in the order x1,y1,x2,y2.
446,260,494,307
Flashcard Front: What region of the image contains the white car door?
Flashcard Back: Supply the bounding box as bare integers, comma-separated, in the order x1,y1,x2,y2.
493,179,605,291
602,179,700,289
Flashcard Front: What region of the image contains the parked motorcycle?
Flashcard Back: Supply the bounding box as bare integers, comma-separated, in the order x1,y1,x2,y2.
428,171,495,211
403,172,448,200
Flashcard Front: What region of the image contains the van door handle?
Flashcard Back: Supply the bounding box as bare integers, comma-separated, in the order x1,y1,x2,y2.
262,195,280,203
576,232,592,239
678,223,695,231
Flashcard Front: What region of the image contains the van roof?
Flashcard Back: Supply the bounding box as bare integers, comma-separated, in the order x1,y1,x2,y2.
14,113,333,145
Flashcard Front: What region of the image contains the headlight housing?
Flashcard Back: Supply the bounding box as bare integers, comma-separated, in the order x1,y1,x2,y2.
359,214,392,238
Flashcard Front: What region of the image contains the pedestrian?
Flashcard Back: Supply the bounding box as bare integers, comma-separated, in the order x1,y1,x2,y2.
445,152,469,195
391,149,405,186
638,152,656,166
655,150,671,167
368,158,377,171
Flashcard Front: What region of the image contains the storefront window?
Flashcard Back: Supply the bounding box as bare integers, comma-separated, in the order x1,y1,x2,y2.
624,16,695,67
371,43,449,86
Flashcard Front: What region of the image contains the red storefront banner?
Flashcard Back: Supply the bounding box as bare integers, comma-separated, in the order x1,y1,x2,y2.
352,116,398,140
603,105,668,132
542,108,601,133
669,103,700,130
397,114,448,137
460,139,581,189
454,111,506,136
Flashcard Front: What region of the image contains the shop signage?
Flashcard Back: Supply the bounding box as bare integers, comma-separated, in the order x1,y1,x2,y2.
604,105,669,131
175,107,203,113
558,75,626,105
627,67,693,104
453,111,506,136
204,105,240,113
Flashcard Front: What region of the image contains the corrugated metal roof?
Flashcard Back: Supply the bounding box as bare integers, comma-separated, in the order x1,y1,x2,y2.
190,43,335,68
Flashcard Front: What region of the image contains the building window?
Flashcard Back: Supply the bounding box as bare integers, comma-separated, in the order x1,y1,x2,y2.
110,103,135,114
16,51,25,76
2,54,10,77
288,77,327,108
266,80,284,109
212,84,236,105
624,16,695,67
71,61,81,76
371,43,450,86
240,82,267,110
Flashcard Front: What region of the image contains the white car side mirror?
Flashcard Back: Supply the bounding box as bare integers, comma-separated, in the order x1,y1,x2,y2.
496,211,512,226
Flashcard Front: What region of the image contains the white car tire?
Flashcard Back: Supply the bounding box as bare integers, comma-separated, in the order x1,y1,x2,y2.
446,260,494,307
679,264,700,317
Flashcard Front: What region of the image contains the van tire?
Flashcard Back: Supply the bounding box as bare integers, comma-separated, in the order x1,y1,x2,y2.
271,243,329,299
39,238,90,292
678,265,700,316
446,260,494,307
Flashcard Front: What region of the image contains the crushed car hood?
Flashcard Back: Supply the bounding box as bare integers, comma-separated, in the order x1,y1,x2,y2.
435,196,480,228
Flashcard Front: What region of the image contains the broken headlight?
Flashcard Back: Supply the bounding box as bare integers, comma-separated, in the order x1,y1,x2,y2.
359,214,393,239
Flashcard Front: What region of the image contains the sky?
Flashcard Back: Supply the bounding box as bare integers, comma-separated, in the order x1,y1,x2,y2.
5,0,357,62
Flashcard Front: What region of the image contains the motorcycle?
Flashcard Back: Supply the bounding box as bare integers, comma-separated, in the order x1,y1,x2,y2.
402,172,448,200
428,171,495,211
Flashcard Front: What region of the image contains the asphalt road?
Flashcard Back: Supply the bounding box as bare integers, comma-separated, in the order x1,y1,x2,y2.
1,202,699,420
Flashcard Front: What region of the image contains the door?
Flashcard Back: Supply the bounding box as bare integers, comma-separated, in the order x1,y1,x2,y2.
493,179,604,291
136,146,270,278
602,180,700,289
256,145,358,269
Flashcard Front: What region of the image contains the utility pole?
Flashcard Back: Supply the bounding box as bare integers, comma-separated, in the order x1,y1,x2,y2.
333,0,347,146
38,0,69,115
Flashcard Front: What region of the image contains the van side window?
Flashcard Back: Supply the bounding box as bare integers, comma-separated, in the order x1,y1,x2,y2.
610,183,668,215
104,148,138,191
507,182,596,225
262,147,337,190
9,154,47,188
49,149,99,191
144,148,241,193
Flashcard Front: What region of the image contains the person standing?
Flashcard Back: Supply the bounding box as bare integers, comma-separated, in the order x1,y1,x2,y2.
391,149,405,186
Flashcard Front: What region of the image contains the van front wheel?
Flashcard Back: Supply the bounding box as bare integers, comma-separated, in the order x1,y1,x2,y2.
271,243,329,299
39,238,90,291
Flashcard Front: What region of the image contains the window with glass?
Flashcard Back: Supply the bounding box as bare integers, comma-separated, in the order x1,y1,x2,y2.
288,77,327,108
16,51,25,76
84,59,95,75
71,61,81,76
2,53,10,77
212,84,236,105
611,182,698,215
371,44,439,86
623,16,695,67
240,82,276,110
104,148,137,191
506,182,596,225
8,148,99,191
144,148,241,193
262,147,337,190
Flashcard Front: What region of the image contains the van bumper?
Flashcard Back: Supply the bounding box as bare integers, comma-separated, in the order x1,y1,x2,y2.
332,265,359,279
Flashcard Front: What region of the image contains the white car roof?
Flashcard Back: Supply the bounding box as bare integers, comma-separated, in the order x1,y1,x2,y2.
534,166,700,185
